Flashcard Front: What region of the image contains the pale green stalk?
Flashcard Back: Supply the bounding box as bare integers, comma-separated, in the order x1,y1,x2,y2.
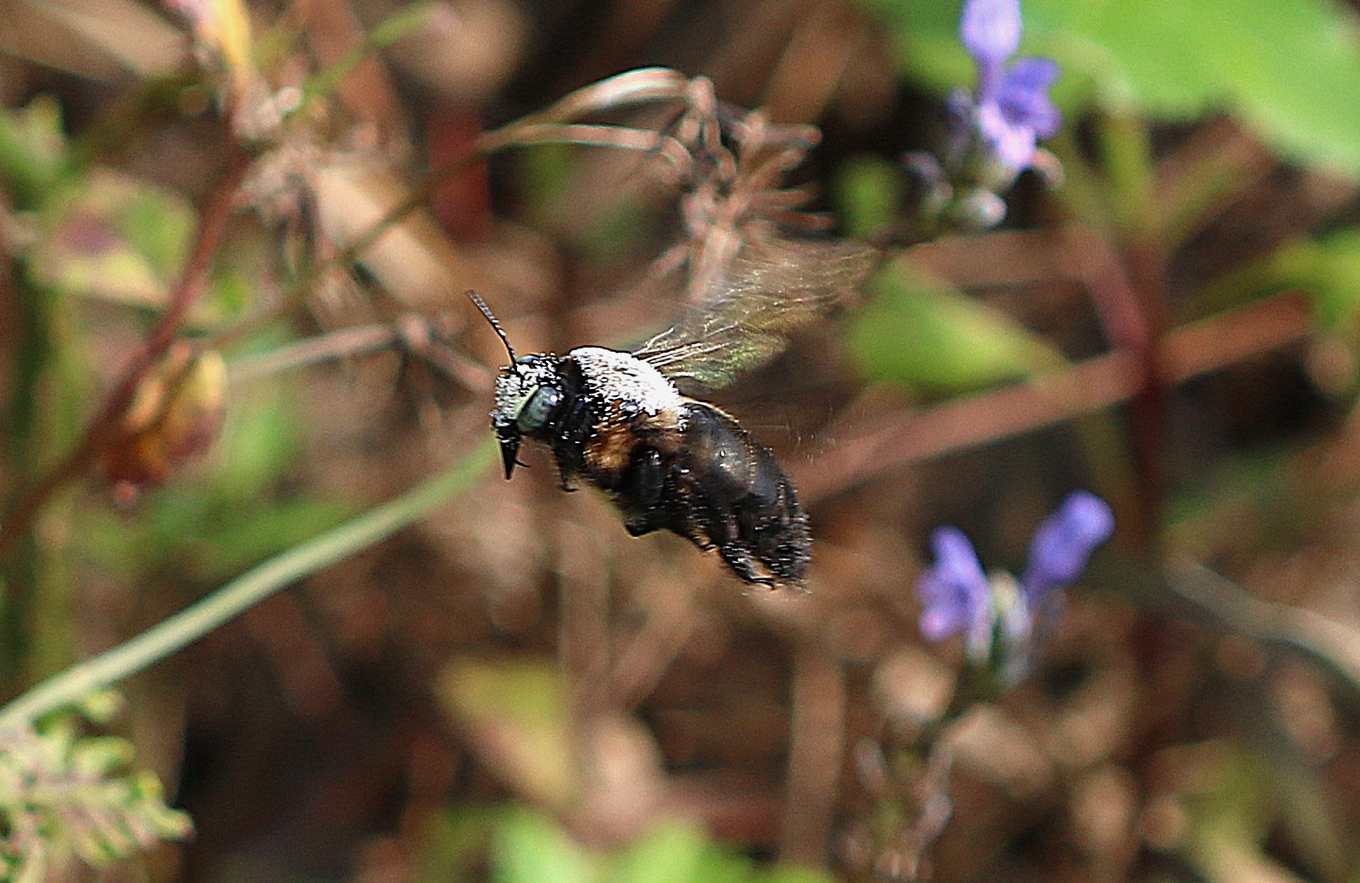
0,439,495,728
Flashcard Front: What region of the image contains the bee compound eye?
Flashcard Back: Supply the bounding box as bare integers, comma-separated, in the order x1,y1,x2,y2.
516,386,562,432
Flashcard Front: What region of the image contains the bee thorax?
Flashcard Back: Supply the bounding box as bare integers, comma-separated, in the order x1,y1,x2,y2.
569,347,684,420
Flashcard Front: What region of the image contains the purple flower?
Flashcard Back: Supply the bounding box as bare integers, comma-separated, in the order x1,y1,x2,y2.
960,0,1022,71
917,527,992,647
916,492,1113,661
1023,491,1115,600
956,0,1061,174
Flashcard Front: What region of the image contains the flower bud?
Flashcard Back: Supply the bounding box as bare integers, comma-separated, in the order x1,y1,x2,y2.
101,344,227,493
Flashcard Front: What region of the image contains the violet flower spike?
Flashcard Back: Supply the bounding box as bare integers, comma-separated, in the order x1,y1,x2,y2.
1023,491,1115,601
917,527,992,649
957,0,1061,174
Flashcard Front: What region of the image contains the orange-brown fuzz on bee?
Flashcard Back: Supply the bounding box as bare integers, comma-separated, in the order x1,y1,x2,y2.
585,407,682,477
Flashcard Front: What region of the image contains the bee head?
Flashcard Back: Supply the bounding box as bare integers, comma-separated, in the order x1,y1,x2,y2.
492,356,565,478
468,292,568,479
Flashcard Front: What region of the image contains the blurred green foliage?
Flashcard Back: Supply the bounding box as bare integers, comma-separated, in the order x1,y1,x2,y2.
80,391,351,583
0,696,191,882
419,806,834,883
849,262,1060,393
864,0,1360,177
439,658,576,810
1238,229,1360,331
28,169,195,310
435,661,836,882
834,156,904,240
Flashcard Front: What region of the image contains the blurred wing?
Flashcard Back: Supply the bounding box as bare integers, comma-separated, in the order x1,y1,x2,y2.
634,239,878,390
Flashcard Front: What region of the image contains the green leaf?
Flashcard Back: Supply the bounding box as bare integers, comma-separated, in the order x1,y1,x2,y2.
866,0,1360,177
0,96,67,207
848,261,1060,393
1193,227,1360,331
70,737,136,777
438,660,576,809
77,388,350,583
121,185,193,280
607,822,710,883
213,393,304,500
834,156,905,239
492,809,599,883
25,168,194,308
1274,229,1360,330
418,806,511,882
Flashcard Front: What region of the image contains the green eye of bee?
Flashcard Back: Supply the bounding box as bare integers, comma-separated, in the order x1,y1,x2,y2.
516,386,561,432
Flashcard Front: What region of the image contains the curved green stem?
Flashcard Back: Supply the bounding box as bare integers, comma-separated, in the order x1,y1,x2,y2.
0,439,496,728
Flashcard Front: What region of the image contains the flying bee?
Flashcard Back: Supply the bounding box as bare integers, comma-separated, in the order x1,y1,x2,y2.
470,239,876,587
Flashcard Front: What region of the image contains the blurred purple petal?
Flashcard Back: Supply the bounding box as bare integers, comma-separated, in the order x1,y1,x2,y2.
1002,56,1059,91
998,58,1062,138
960,0,1022,68
917,527,991,643
977,102,1040,171
1023,492,1115,599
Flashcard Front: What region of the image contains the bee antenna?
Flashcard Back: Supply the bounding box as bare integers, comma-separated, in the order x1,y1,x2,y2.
466,290,519,369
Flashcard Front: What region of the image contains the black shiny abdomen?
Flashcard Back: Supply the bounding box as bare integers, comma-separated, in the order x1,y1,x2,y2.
612,402,810,586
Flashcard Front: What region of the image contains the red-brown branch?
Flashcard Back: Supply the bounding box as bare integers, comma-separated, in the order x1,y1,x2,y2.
0,143,252,561
798,291,1311,505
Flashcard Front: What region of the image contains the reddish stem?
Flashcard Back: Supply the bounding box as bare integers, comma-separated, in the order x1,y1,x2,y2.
798,291,1310,505
0,143,252,562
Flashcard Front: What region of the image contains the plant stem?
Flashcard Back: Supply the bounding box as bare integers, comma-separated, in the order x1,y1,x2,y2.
0,142,252,562
800,291,1311,504
210,69,696,351
0,438,496,728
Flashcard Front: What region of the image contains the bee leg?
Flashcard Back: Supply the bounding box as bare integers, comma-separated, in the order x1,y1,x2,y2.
552,451,579,492
622,448,666,536
717,541,775,588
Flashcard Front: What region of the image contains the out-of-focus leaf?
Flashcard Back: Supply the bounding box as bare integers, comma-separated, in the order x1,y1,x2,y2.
1192,227,1360,333
834,156,904,240
0,97,67,207
419,806,511,883
80,388,350,582
211,392,301,500
848,260,1060,393
1271,230,1360,331
606,820,835,883
10,0,186,80
492,808,598,883
865,0,1360,177
438,659,576,809
169,497,353,580
210,265,253,318
607,822,709,883
1179,746,1305,883
26,168,194,308
482,810,837,883
0,708,192,880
